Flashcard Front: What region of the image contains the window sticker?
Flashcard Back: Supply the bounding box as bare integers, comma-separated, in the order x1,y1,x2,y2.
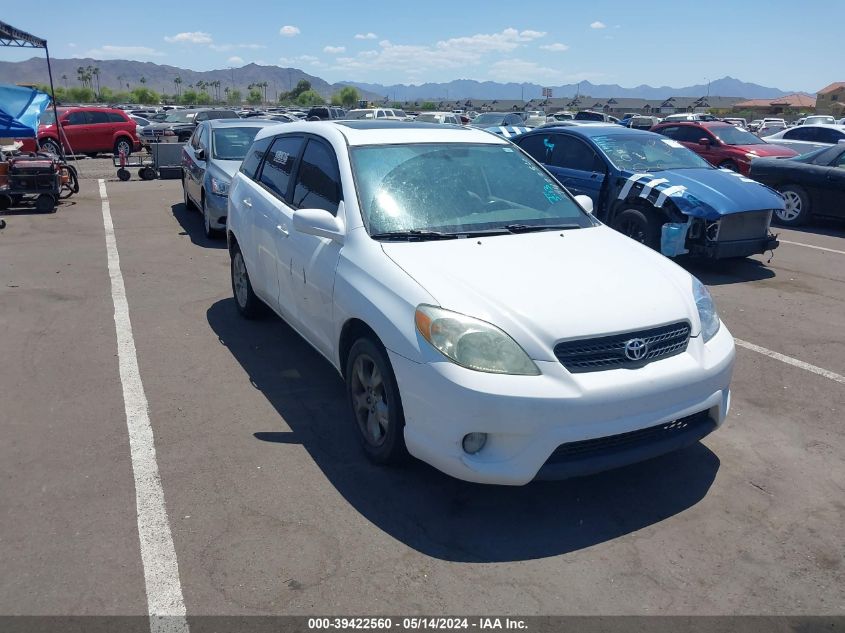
661,139,683,148
543,137,555,160
274,150,290,165
543,182,563,204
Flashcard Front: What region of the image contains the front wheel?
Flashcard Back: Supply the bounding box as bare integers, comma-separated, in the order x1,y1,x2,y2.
346,337,407,465
182,177,195,211
775,185,810,226
202,195,221,239
613,207,662,250
40,138,61,156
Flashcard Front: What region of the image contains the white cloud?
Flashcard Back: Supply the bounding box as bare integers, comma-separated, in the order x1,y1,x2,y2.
86,45,165,59
590,21,607,29
210,43,265,52
164,31,212,44
354,32,378,40
323,45,346,54
540,42,570,52
228,56,244,65
279,25,300,37
279,55,325,68
68,42,77,48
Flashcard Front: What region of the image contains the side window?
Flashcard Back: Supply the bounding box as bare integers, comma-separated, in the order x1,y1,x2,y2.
657,126,680,139
817,128,844,144
834,152,845,168
197,125,209,150
258,135,304,201
240,136,273,180
291,139,342,215
189,126,201,149
674,126,706,143
515,134,552,164
784,127,815,141
376,110,385,118
550,135,604,172
107,112,126,123
87,111,110,124
66,111,90,125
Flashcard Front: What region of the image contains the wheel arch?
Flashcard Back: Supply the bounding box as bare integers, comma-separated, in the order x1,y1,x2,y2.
338,319,384,379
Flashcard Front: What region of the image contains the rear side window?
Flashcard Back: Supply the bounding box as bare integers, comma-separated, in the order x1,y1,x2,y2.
87,111,110,124
784,127,816,141
817,128,845,144
258,135,304,200
108,112,127,123
240,136,273,179
291,139,342,214
673,126,708,143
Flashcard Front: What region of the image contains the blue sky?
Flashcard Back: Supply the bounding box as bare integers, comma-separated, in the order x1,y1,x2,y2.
1,1,834,91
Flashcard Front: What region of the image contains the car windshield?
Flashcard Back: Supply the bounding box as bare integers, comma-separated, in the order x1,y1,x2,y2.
592,134,712,171
206,111,238,120
212,127,262,160
709,126,765,145
471,113,506,126
164,111,194,123
40,111,57,125
345,110,374,119
350,142,594,236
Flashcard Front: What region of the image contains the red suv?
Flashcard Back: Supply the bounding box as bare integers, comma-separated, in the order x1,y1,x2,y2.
650,121,797,175
19,107,140,157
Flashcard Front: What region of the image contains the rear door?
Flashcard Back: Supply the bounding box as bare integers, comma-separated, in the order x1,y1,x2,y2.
86,110,112,152
284,137,344,357
251,134,305,317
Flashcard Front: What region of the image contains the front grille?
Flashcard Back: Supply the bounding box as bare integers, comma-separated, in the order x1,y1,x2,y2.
714,210,772,242
545,410,712,464
554,321,690,373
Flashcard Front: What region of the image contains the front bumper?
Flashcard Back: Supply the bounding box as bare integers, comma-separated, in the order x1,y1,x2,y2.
390,324,735,485
204,191,228,228
691,235,779,259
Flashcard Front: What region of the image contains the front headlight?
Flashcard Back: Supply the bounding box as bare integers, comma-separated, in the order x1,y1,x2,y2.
692,277,720,342
210,176,230,196
415,305,540,375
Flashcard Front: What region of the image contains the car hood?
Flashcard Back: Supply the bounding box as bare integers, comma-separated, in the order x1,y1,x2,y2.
619,167,785,219
736,143,797,157
207,159,241,180
380,226,699,361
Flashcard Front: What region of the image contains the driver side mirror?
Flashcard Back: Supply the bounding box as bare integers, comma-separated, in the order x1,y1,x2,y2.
195,147,205,160
293,205,345,243
574,194,593,214
698,137,711,147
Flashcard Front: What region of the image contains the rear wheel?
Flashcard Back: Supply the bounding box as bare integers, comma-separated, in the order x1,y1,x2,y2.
35,194,56,213
114,137,133,157
345,337,407,465
613,207,662,250
775,185,810,226
230,245,264,319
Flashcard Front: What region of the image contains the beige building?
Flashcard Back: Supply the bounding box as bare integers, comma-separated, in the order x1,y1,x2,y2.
815,82,845,115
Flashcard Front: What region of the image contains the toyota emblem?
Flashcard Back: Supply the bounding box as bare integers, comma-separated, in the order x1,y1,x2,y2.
624,338,648,361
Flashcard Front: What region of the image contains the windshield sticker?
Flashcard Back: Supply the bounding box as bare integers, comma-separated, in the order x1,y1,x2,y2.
543,183,563,204
661,139,683,148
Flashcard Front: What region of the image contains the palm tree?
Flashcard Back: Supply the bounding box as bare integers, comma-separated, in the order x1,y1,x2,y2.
92,67,101,99
76,66,87,88
224,86,230,103
260,81,268,103
61,74,68,89
140,76,146,86
174,76,182,97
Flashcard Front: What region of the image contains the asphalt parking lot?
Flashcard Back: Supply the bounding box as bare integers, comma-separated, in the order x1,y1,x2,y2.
1,171,843,620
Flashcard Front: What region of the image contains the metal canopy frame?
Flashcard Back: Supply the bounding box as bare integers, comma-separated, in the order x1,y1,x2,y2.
0,20,63,157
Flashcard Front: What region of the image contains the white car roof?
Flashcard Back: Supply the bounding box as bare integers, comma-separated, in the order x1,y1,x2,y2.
253,120,507,146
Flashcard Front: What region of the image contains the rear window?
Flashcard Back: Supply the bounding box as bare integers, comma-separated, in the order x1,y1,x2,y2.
108,112,128,123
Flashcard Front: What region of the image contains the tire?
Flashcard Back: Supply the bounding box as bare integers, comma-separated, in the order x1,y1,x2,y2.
117,168,130,181
774,185,810,227
613,207,662,250
114,137,133,158
182,177,196,211
202,194,221,239
230,245,264,319
718,160,739,172
35,194,56,213
345,337,408,465
40,138,61,156
0,194,10,211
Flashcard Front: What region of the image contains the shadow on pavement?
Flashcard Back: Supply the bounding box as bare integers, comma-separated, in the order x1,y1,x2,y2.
170,202,226,250
681,257,776,286
207,298,720,563
776,218,845,239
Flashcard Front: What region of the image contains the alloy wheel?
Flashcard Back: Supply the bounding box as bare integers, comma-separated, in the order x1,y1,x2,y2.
350,354,390,447
778,191,802,222
232,252,249,308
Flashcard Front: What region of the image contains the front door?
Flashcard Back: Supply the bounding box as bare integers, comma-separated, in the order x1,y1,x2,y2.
543,133,606,204
284,138,344,358
61,110,94,153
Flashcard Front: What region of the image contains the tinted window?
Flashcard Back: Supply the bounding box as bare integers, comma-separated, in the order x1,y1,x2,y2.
291,140,342,214
817,128,845,144
784,127,816,141
197,125,209,150
108,112,127,123
516,134,552,164
258,136,304,201
87,111,110,124
673,126,709,143
206,110,239,120
240,136,273,179
657,126,681,139
67,111,89,125
547,135,604,172
835,152,845,168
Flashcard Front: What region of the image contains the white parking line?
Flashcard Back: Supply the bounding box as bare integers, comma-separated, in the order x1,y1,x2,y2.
780,239,845,256
735,338,845,385
98,180,189,633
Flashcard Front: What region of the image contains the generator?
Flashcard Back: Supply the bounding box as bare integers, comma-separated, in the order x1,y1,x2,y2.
0,153,63,212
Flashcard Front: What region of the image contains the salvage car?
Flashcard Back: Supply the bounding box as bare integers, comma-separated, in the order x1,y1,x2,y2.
182,119,279,238
139,108,238,147
513,125,783,258
226,120,736,485
748,143,845,226
651,121,797,174
19,106,139,157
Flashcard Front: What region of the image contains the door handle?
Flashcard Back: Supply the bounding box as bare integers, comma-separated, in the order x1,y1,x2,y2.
242,198,252,208
276,224,289,236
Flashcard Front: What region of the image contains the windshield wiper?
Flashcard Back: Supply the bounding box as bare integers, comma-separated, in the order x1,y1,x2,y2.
502,223,582,233
369,229,459,241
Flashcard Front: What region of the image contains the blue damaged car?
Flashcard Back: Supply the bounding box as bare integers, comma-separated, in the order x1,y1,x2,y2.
513,125,783,258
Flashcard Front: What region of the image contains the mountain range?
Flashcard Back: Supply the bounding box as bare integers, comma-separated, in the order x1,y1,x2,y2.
0,58,801,102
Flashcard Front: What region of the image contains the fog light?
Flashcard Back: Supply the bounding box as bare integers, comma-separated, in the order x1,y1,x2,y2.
462,432,487,455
